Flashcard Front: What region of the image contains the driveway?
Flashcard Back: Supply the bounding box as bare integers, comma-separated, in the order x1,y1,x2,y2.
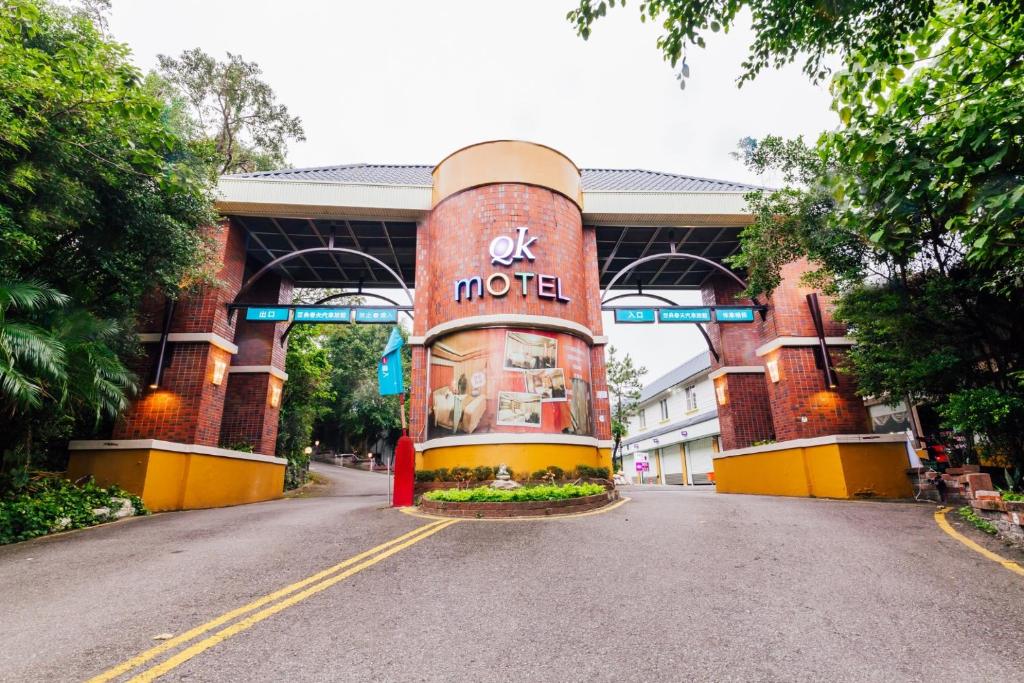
1,466,1022,681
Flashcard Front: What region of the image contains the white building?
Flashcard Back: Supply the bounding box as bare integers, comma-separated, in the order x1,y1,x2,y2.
619,352,720,485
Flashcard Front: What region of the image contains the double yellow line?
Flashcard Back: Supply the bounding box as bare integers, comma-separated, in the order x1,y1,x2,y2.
88,518,458,683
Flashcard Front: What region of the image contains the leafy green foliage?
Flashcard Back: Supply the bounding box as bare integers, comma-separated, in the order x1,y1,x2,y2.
276,325,333,459
283,450,310,491
155,48,305,174
0,475,146,545
423,483,605,503
1,1,223,471
605,346,646,470
568,0,938,85
575,465,611,479
320,323,410,454
957,505,998,536
726,2,1024,482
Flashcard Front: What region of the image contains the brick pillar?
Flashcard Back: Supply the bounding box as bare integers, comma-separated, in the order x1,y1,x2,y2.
219,272,294,455
701,274,774,450
757,260,869,440
114,220,245,446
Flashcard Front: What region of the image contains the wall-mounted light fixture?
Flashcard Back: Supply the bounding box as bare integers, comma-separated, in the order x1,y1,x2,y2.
766,359,780,383
211,357,228,386
269,382,282,408
715,379,728,406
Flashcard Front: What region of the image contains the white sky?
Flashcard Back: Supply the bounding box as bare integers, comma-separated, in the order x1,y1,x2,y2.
108,0,838,384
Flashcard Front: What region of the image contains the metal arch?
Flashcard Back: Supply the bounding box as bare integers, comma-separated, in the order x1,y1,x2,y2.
600,252,752,304
279,291,413,345
231,246,414,317
601,291,720,363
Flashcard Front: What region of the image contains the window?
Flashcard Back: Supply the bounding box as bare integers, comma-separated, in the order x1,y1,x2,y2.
659,398,669,421
639,409,646,429
685,384,698,412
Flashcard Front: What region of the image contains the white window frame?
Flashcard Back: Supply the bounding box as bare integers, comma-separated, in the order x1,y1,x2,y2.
639,408,646,429
684,384,698,412
659,398,669,421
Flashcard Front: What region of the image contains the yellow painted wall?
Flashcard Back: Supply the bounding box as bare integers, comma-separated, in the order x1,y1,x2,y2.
417,443,606,476
67,448,285,511
713,447,812,497
836,443,914,499
803,445,849,499
713,441,913,499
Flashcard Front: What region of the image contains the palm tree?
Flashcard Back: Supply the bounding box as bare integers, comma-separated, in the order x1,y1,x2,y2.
1,280,135,468
0,281,68,412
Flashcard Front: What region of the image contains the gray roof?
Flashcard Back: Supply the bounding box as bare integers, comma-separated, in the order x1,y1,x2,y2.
622,408,718,447
638,351,712,404
229,164,762,193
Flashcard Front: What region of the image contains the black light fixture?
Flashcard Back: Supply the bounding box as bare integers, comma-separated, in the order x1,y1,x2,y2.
805,293,838,389
148,299,176,389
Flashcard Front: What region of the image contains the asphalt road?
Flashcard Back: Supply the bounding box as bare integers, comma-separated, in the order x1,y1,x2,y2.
2,464,1023,682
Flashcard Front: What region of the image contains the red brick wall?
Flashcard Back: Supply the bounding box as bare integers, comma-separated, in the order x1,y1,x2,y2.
115,344,233,446
715,373,775,450
218,373,282,454
763,347,869,441
220,272,293,454
418,184,590,331
701,260,868,449
412,183,610,445
115,220,246,445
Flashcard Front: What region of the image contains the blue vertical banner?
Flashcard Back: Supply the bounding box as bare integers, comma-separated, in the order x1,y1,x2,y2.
377,327,405,396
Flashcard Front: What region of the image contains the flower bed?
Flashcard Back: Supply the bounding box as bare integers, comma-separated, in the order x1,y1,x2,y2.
420,483,618,518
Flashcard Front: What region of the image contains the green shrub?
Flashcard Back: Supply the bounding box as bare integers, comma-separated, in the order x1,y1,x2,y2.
1001,490,1024,502
283,450,310,490
472,466,494,482
575,465,611,479
423,483,605,503
957,505,998,535
415,470,436,483
0,476,146,545
433,468,451,482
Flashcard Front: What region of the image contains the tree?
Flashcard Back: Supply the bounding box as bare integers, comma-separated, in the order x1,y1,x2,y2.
605,346,647,471
569,0,942,85
276,324,334,458
0,281,134,469
0,1,216,468
728,2,1024,484
155,49,306,175
321,323,410,455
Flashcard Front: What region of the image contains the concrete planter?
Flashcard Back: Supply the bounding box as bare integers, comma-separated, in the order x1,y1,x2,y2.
419,490,618,518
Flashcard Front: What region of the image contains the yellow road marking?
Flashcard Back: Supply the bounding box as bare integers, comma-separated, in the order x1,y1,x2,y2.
934,507,1024,577
399,496,631,522
125,519,458,682
87,519,451,683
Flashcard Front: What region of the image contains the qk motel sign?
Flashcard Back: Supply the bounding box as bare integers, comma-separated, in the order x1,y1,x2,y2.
236,305,409,324
605,305,767,324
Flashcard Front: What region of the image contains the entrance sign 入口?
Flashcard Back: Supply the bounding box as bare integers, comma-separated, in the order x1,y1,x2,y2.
635,452,650,472
614,308,655,323
294,307,351,323
245,307,289,322
659,307,712,323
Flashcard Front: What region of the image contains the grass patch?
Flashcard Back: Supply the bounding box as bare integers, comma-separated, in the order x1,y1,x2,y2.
1000,490,1024,502
423,483,605,503
957,505,998,535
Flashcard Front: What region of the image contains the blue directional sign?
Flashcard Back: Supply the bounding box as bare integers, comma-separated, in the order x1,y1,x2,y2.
294,307,351,323
245,307,290,322
354,307,398,324
659,307,712,323
614,308,656,323
715,308,756,323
